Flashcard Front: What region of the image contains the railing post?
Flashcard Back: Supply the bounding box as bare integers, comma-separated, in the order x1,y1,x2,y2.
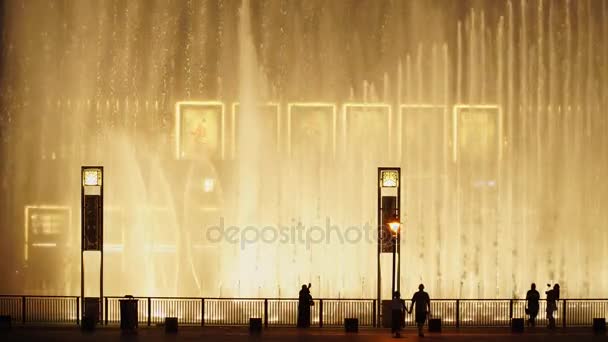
455,300,460,328
104,297,108,325
201,298,205,327
319,299,323,328
22,296,26,324
76,297,80,325
147,297,151,327
562,299,567,328
372,299,377,328
264,299,268,328
509,299,513,320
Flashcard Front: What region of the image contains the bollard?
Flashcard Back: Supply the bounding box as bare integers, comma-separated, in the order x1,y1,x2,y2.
249,318,262,334
165,317,178,334
593,318,606,334
82,315,96,332
511,318,525,333
0,315,11,331
344,318,358,333
429,318,442,333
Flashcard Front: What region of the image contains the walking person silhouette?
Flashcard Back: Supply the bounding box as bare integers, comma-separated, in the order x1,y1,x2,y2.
525,283,540,327
545,283,560,330
408,284,431,337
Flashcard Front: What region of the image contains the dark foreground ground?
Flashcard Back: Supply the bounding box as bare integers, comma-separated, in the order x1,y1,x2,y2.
1,326,607,342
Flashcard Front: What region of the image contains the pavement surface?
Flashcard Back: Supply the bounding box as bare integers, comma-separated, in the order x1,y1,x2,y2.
1,326,606,342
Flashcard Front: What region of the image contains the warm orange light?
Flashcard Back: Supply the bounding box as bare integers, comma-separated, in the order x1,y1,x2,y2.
388,220,401,234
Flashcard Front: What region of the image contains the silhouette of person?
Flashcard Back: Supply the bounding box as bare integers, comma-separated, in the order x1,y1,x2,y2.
525,283,540,327
408,284,431,337
390,291,406,338
297,283,313,328
545,283,560,329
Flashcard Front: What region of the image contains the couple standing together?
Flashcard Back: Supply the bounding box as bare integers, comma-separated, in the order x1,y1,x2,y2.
526,283,560,329
392,284,431,338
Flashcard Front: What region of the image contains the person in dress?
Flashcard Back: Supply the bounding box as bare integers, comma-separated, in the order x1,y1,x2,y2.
525,283,540,327
297,283,313,328
391,291,406,338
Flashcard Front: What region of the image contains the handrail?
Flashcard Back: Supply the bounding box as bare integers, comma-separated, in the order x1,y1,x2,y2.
96,296,608,300
0,295,80,298
1,295,607,327
104,296,377,301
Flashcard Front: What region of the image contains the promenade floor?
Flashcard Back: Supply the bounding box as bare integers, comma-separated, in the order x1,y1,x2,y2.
2,326,607,342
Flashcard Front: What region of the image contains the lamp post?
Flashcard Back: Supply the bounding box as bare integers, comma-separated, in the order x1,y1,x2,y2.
377,167,401,326
388,219,401,295
81,166,104,325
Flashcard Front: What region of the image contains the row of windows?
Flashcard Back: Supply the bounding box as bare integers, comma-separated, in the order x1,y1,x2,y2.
175,102,502,161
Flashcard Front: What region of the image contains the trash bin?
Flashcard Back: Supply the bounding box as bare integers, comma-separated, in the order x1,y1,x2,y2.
0,315,11,331
344,318,359,333
120,296,138,331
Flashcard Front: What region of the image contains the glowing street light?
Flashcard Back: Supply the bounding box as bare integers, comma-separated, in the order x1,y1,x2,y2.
388,220,401,235
380,170,399,187
82,168,102,186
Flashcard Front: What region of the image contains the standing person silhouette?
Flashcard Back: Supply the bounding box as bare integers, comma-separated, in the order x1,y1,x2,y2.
545,284,560,329
297,283,313,328
525,283,540,327
390,291,406,338
408,284,431,337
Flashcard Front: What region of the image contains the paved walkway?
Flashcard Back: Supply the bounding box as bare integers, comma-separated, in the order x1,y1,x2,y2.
1,326,606,342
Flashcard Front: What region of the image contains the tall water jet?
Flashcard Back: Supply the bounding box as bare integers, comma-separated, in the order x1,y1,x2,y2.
235,0,264,297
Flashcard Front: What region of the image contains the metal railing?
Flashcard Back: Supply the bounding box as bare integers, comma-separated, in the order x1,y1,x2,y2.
321,299,375,327
0,295,79,325
1,296,607,328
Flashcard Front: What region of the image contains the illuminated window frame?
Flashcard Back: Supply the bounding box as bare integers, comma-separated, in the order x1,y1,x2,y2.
103,205,125,254
175,101,226,160
287,103,337,158
231,102,281,158
342,103,392,158
398,104,448,163
452,104,503,162
24,205,72,261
